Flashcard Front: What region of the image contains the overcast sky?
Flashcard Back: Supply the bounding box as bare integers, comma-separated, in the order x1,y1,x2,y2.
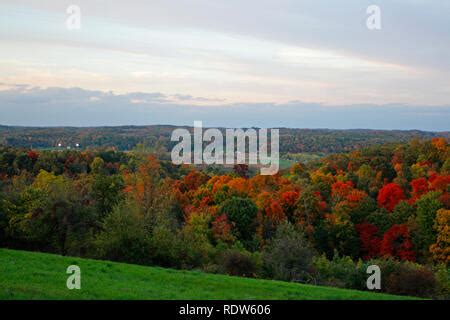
0,1,449,130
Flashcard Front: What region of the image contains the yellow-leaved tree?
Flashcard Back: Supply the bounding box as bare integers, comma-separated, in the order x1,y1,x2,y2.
430,208,450,265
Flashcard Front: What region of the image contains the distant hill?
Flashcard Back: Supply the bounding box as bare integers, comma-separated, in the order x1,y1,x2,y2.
0,125,448,154
0,248,415,300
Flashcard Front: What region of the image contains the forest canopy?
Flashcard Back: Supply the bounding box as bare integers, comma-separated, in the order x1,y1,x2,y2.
0,136,449,298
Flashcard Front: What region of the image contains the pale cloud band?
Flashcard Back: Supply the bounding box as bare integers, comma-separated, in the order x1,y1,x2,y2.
0,86,449,131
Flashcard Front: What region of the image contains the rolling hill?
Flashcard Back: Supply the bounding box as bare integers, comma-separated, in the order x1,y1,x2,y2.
0,249,416,300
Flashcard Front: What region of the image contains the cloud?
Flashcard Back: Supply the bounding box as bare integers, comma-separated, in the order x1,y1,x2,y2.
0,86,449,131
1,1,449,106
0,85,170,104
171,94,225,103
3,0,449,71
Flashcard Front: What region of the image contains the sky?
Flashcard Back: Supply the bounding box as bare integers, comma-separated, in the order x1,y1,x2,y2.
0,0,449,130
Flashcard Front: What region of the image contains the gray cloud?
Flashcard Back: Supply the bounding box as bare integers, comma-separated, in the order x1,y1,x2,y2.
171,94,225,103
0,86,448,131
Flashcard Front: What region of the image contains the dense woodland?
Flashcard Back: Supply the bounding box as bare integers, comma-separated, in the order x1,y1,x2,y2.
0,137,449,298
1,125,448,154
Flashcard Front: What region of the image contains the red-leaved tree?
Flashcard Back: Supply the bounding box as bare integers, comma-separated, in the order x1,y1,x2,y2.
355,223,381,260
410,177,429,203
380,224,415,261
377,183,405,212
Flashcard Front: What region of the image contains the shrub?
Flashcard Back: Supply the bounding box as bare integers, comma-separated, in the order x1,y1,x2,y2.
177,225,215,269
263,223,316,282
0,194,6,245
313,252,365,289
434,264,450,300
149,224,182,268
95,202,151,265
217,249,260,277
367,258,437,298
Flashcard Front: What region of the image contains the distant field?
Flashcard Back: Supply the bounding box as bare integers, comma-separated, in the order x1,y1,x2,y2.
0,249,416,300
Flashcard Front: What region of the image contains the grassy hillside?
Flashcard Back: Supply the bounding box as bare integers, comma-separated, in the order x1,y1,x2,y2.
0,249,416,300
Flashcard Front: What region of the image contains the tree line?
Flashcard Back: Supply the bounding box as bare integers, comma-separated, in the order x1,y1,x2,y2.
1,125,448,154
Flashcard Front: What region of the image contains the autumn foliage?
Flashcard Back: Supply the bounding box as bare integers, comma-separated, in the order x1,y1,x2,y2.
377,183,405,212
356,223,381,260
380,224,415,261
429,209,450,265
0,136,449,298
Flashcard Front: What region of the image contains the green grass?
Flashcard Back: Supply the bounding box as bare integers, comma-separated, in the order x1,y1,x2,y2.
0,248,416,300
